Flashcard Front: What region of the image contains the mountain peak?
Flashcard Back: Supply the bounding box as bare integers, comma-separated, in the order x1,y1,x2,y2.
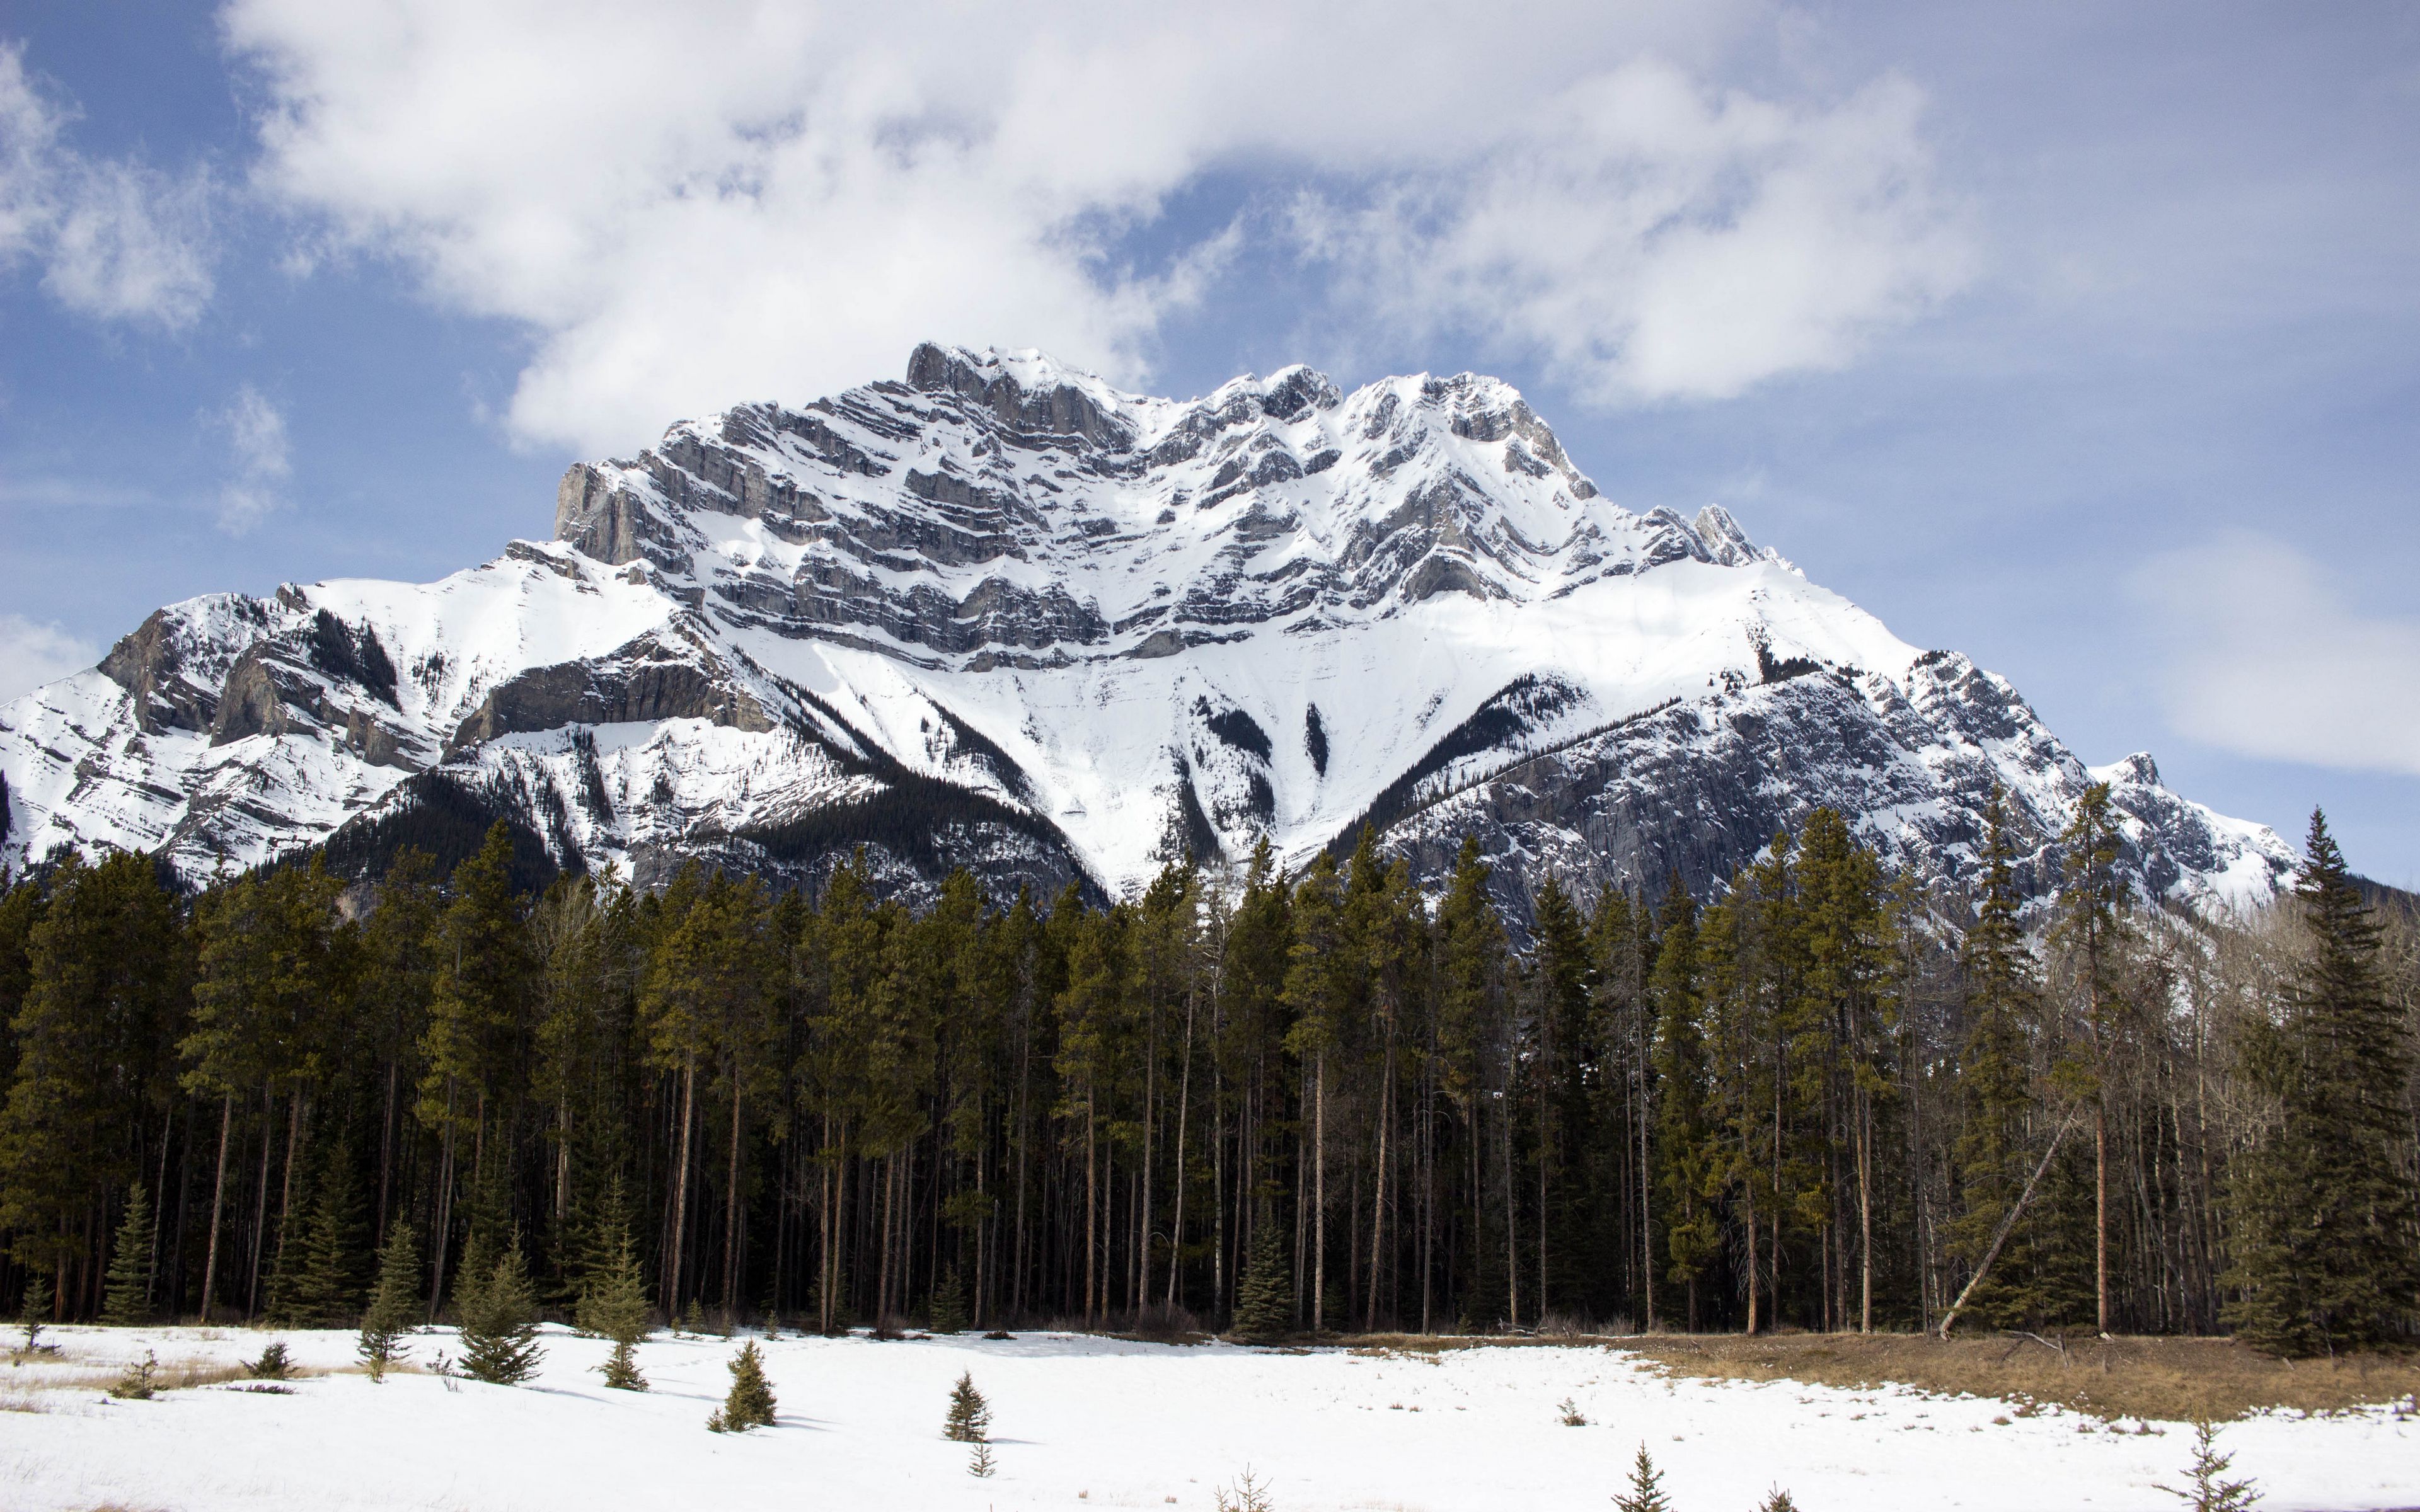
3,348,2296,919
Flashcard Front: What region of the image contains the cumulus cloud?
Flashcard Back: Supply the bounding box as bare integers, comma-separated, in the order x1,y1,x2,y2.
0,614,100,702
0,45,215,328
1298,62,1973,403
2136,532,2420,777
222,0,1969,452
214,384,291,534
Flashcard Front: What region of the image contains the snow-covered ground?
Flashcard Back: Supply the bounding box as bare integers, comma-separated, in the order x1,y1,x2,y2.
4,1325,2412,1511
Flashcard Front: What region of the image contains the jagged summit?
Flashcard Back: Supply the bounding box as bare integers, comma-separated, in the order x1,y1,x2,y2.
1,345,2293,917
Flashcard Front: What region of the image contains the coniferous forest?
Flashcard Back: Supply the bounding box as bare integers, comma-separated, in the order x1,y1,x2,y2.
3,789,2414,1358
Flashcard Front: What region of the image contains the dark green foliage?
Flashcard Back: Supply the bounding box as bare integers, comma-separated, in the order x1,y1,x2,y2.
1230,1222,1294,1340
1614,1445,1673,1512
359,1220,418,1380
19,1273,50,1348
100,1181,155,1325
0,852,187,1283
2160,1419,2260,1511
943,1370,991,1441
1760,1491,1802,1512
458,1230,544,1385
2,772,2415,1358
110,1350,159,1399
706,1339,777,1431
577,1202,651,1391
247,1341,293,1380
321,774,560,893
930,1264,969,1335
286,1146,369,1327
2224,812,2420,1355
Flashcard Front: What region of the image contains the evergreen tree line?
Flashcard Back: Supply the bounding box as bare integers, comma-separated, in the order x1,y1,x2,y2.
1,789,2412,1356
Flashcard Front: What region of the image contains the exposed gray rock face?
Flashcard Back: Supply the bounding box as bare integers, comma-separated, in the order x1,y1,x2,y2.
1,344,2294,916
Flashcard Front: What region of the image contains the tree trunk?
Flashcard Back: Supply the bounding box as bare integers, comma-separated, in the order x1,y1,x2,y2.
1313,1048,1326,1335
667,1057,697,1313
2095,1104,2111,1334
1858,1085,1874,1334
725,1065,744,1312
428,1079,458,1322
1368,1036,1393,1331
199,1092,234,1323
1940,1103,2083,1341
1167,985,1195,1307
247,1086,274,1318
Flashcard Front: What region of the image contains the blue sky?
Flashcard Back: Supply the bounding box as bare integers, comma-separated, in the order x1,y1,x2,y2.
4,1,2418,881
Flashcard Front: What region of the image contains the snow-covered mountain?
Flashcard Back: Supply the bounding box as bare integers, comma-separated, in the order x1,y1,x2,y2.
0,344,2293,916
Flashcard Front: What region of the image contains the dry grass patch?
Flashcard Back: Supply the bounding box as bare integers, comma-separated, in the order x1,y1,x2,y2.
1615,1331,2420,1423
0,1354,287,1397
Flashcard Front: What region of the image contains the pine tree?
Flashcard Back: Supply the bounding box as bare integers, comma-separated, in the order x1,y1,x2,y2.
100,1181,156,1325
944,1370,991,1441
358,1220,419,1381
458,1229,544,1385
2225,811,2420,1354
451,1218,495,1327
20,1273,51,1349
1230,1220,1294,1340
969,1440,997,1478
930,1264,969,1335
287,1146,367,1327
263,1152,314,1327
579,1209,652,1391
706,1339,778,1431
1614,1444,1673,1512
1946,788,2065,1330
1760,1491,1802,1512
2160,1419,2260,1511
570,1176,640,1333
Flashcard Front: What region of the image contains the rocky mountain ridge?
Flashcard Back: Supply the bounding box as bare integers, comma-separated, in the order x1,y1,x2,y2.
0,343,2294,917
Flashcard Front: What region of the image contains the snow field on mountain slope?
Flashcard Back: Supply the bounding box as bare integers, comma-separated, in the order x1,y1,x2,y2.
5,1326,2411,1512
744,557,1925,891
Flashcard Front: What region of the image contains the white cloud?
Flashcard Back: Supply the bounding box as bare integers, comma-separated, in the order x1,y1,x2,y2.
2135,532,2420,777
0,45,215,328
222,0,1968,453
214,384,291,534
0,614,100,702
1298,62,1973,403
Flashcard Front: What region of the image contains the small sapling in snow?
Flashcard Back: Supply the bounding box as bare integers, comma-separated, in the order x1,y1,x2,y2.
706,1339,778,1432
2160,1419,2261,1511
109,1351,160,1400
944,1370,993,1442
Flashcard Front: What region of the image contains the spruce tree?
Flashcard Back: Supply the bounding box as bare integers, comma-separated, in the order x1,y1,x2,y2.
287,1146,367,1327
263,1152,314,1327
20,1273,51,1349
930,1264,969,1335
458,1229,544,1385
706,1339,778,1431
1614,1445,1673,1512
579,1211,652,1392
2224,811,2420,1354
943,1370,991,1441
450,1219,497,1329
100,1181,156,1326
1230,1221,1294,1340
570,1176,640,1333
359,1220,419,1381
2161,1419,2260,1511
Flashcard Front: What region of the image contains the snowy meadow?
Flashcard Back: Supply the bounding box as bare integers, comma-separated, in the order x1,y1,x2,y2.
4,1326,2415,1512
